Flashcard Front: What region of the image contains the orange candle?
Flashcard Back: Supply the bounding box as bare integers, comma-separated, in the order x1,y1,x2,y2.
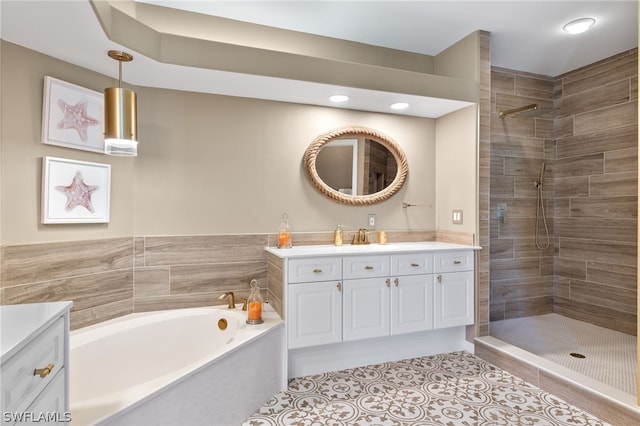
248,301,262,321
278,231,290,247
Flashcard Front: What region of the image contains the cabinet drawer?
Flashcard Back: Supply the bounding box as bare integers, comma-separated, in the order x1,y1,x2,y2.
2,316,65,414
288,257,342,283
391,253,434,276
343,255,389,279
434,250,474,272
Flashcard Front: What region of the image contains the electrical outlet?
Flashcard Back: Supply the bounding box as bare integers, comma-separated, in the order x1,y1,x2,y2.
368,214,376,230
452,210,463,224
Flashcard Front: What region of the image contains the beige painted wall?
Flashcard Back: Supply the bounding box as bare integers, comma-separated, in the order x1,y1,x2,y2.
434,105,478,236
0,42,135,245
0,41,475,245
134,87,437,236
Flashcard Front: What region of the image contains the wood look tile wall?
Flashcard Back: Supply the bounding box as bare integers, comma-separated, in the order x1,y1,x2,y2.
1,230,464,329
490,49,638,335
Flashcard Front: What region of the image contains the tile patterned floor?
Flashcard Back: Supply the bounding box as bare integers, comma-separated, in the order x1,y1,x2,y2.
243,351,609,425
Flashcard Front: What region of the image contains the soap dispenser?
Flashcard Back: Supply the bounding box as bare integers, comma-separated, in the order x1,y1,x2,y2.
334,225,344,246
277,213,292,248
246,279,264,325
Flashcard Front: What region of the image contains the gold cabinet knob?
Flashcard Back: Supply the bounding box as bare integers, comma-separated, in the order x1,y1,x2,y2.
313,269,322,273
34,363,55,379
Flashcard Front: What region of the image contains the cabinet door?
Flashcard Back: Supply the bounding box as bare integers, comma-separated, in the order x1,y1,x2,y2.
433,271,475,329
288,281,342,349
390,275,433,335
24,369,68,425
343,278,390,341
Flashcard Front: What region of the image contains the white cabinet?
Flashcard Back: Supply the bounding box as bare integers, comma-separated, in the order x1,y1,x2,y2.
1,302,72,426
343,277,390,341
434,251,475,328
276,244,476,350
287,257,343,349
391,274,433,335
343,254,433,341
288,281,343,348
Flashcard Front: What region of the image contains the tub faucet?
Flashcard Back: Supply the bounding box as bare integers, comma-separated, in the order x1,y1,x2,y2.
218,292,235,309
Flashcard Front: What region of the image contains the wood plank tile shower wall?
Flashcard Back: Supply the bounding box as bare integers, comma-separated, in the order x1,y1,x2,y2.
490,49,638,335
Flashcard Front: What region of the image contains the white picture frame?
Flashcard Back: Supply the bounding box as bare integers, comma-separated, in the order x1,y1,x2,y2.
42,157,111,224
42,76,104,153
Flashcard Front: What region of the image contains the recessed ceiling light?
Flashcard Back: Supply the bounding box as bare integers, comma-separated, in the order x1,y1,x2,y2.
329,94,349,103
390,102,409,110
563,18,596,35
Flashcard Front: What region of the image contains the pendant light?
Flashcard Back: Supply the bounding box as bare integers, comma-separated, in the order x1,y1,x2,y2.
104,50,138,156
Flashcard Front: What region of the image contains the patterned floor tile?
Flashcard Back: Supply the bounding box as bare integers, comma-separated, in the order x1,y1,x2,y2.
243,351,610,426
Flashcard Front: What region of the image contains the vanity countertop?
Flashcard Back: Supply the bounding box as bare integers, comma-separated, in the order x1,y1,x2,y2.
265,241,481,259
1,301,73,362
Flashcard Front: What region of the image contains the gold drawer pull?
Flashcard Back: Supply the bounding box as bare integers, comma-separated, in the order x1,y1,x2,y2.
394,278,399,287
386,279,390,287
337,282,341,292
453,260,462,265
364,266,374,270
313,268,322,273
437,275,442,283
34,363,54,379
410,263,420,267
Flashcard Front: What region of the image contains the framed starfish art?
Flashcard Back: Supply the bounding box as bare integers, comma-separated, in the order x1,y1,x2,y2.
42,157,111,224
42,76,104,153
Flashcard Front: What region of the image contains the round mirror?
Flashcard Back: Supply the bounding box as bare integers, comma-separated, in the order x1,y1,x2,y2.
304,126,408,205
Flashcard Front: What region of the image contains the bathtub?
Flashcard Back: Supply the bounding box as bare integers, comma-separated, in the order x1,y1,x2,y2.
69,304,285,426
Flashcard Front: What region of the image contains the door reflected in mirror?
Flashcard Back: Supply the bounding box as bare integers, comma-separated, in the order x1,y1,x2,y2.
304,126,408,206
315,138,398,196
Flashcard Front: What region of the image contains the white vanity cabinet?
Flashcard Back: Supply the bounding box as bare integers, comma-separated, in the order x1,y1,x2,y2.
287,257,343,349
267,242,479,376
433,251,475,329
343,253,434,341
1,301,72,425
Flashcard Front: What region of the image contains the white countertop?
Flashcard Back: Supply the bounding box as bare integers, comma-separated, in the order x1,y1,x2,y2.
1,301,72,362
265,241,481,259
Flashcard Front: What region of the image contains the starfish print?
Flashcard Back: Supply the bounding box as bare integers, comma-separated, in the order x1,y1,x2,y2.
56,98,99,142
56,172,98,213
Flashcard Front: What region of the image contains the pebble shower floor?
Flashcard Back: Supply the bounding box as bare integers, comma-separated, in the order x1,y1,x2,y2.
243,351,608,425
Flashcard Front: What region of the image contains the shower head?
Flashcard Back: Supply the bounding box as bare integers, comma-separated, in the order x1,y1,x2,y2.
535,162,546,188
499,103,554,119
538,162,546,182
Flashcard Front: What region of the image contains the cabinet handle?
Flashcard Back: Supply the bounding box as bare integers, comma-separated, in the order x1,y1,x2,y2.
337,282,341,292
453,260,462,265
437,275,442,283
385,279,390,287
410,263,420,267
34,363,55,379
313,268,322,273
394,278,399,287
364,266,374,270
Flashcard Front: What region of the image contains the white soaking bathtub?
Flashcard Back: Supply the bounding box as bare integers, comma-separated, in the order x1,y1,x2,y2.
69,304,285,426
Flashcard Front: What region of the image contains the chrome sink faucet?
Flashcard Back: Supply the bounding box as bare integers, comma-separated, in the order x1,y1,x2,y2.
218,292,235,309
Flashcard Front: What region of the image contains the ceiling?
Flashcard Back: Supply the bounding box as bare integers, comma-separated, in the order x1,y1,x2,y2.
1,1,637,118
